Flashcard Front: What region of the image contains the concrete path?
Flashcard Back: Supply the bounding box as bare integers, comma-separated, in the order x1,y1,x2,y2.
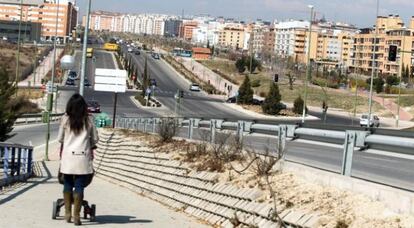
18,48,64,87
0,159,207,227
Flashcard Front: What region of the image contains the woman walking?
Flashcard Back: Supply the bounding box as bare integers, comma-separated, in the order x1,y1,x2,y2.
57,94,98,225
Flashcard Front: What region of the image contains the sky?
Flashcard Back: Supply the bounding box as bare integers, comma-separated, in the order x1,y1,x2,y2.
74,0,414,27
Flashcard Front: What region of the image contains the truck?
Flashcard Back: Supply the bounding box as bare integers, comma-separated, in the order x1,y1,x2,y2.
103,43,119,51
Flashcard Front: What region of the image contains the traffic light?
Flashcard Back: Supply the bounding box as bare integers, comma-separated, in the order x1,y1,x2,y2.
388,45,398,62
179,90,184,98
274,74,279,83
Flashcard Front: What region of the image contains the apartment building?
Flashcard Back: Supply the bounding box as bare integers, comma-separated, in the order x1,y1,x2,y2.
251,25,275,57
351,15,414,75
84,10,122,32
179,20,198,41
218,24,246,50
274,20,310,62
0,0,77,41
164,19,182,37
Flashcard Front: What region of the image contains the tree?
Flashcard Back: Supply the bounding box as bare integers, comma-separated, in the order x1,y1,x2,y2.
374,78,384,94
293,96,307,115
386,75,399,86
235,58,246,73
246,56,261,73
404,65,410,83
142,56,150,96
262,83,283,115
237,75,253,104
0,68,19,141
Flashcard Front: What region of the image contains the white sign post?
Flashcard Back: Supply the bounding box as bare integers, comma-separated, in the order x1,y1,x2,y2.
94,68,128,128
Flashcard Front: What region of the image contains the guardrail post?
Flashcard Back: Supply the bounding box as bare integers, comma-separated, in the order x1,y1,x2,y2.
278,125,288,157
188,118,194,139
210,119,216,144
152,118,156,133
237,121,244,143
144,118,148,132
341,131,356,176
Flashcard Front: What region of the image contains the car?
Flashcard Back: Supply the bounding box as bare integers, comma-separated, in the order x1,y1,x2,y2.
360,114,380,127
152,53,160,59
87,101,101,113
134,50,140,55
65,79,75,86
226,96,237,103
149,79,157,86
252,98,264,105
84,79,91,87
189,83,201,92
68,70,78,80
127,47,133,53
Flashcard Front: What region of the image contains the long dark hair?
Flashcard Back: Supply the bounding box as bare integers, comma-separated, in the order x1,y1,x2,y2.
66,94,89,135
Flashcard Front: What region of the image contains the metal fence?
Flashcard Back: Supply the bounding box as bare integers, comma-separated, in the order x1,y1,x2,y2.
0,142,33,188
15,113,64,125
114,117,414,178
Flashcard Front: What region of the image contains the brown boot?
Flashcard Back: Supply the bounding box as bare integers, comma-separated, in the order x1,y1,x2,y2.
63,192,72,223
73,193,83,226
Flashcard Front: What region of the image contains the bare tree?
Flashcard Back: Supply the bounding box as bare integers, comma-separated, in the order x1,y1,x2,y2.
157,118,178,143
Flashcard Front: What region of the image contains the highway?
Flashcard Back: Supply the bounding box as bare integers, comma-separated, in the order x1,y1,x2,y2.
7,43,414,192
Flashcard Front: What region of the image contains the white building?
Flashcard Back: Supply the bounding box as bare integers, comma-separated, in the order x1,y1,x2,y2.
274,20,310,57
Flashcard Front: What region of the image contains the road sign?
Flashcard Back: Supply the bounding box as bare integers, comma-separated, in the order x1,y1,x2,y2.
46,81,53,94
94,68,127,93
146,88,152,95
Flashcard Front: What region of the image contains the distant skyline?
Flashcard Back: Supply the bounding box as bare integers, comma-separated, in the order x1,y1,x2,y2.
74,0,414,27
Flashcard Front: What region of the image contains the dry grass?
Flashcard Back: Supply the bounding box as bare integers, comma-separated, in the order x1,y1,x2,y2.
16,89,44,100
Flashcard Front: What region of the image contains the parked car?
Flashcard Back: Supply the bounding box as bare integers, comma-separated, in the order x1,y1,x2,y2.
226,96,237,103
127,47,133,53
65,79,75,86
87,101,101,113
360,114,380,127
189,83,201,92
252,98,264,105
68,70,78,80
134,50,140,55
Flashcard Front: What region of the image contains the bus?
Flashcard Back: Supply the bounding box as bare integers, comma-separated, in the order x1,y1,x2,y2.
103,43,119,51
172,48,192,57
86,48,93,58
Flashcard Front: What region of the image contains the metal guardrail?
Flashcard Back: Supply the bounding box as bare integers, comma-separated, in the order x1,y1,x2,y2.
15,113,64,125
0,142,33,188
114,117,414,178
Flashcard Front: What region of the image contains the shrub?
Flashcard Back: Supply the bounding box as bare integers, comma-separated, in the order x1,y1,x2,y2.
235,58,246,73
251,79,261,88
386,75,400,86
293,96,307,115
237,76,254,104
262,83,283,115
157,118,178,143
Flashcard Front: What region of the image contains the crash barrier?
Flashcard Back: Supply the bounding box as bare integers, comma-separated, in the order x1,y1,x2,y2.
114,117,414,179
15,113,64,125
0,142,33,188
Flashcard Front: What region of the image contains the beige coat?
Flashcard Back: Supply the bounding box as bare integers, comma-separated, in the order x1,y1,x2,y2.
58,115,98,175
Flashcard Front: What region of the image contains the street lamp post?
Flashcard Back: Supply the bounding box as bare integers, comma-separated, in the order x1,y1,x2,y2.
44,0,60,161
302,5,314,123
80,0,92,96
367,0,380,128
396,29,407,128
14,0,23,88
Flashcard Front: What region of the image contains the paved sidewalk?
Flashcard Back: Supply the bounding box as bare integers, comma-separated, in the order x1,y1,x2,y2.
18,48,64,87
0,159,206,227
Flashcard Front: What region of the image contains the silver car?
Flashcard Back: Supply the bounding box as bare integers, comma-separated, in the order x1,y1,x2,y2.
360,114,380,127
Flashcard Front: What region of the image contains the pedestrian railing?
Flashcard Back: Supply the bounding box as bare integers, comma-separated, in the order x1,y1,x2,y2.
114,116,414,178
0,142,33,188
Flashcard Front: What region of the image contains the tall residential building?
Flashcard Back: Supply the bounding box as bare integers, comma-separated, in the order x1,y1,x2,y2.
179,20,198,41
0,0,78,41
83,10,122,32
218,24,246,50
250,25,275,57
164,19,182,37
274,20,310,62
351,15,414,75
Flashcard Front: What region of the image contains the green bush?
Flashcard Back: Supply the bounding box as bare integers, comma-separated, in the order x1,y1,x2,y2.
293,96,307,115
262,83,283,115
237,76,254,104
